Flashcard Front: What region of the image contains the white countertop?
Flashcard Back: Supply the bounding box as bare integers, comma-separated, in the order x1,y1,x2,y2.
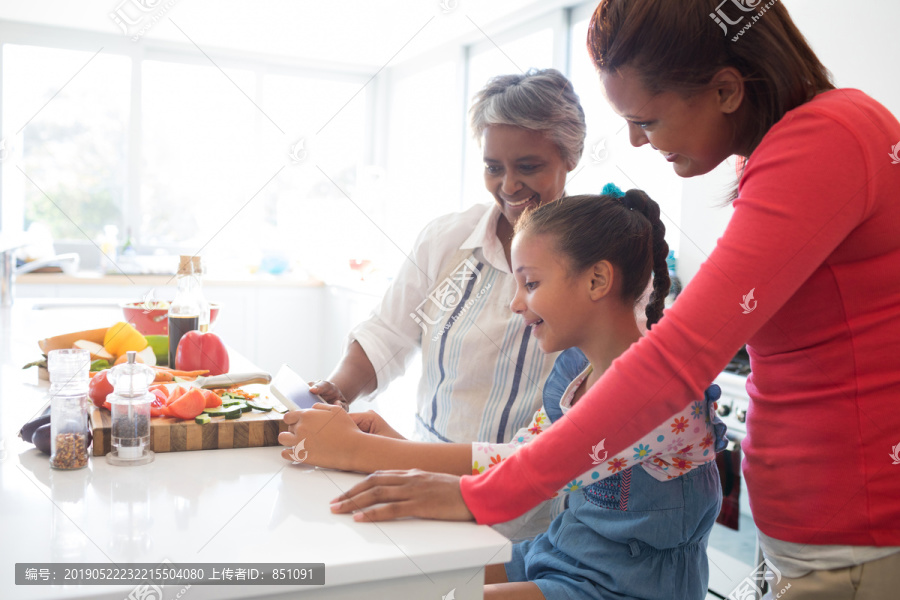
0,302,511,599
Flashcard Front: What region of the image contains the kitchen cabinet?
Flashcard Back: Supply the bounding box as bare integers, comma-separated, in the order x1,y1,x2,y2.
0,301,511,599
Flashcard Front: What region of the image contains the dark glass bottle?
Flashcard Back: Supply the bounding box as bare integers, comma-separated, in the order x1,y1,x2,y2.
167,255,205,367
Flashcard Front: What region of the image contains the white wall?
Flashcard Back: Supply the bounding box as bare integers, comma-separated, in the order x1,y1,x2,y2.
679,0,900,283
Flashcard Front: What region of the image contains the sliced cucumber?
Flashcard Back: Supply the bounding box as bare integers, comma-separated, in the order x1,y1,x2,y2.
246,401,272,412
220,398,244,407
203,406,242,419
195,414,211,425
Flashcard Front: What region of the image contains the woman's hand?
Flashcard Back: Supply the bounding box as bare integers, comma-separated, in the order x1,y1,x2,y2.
278,403,362,470
329,470,475,523
309,380,349,411
350,410,406,440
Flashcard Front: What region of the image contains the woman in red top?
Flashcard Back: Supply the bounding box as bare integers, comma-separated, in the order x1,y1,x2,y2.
329,1,900,597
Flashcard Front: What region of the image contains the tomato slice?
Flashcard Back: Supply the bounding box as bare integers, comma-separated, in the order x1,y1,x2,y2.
167,385,188,405
150,389,169,418
166,388,206,420
201,389,222,408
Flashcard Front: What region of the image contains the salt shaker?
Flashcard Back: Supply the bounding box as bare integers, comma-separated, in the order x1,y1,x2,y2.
48,349,91,470
106,351,155,466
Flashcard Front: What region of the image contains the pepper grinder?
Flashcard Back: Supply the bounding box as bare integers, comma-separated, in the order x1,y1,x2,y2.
106,351,155,466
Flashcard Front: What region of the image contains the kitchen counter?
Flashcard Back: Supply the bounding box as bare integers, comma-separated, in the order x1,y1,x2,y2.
0,302,510,599
16,271,326,288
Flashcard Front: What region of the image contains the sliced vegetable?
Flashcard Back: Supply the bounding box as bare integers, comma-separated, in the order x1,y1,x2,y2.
150,389,169,417
74,340,115,361
166,385,189,405
246,401,272,412
203,406,242,419
166,388,205,420
195,414,212,425
201,389,222,409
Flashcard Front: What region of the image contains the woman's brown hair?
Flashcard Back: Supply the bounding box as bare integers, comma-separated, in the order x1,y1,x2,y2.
587,0,835,154
515,191,670,329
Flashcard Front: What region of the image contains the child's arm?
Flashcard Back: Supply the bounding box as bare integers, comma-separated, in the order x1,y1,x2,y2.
277,403,471,475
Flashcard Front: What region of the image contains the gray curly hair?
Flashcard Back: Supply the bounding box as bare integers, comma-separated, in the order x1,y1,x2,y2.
469,68,587,170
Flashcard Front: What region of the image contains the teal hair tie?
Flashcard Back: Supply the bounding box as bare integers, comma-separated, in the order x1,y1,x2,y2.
602,183,625,198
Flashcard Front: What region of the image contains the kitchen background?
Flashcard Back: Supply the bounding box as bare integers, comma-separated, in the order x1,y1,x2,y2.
2,0,898,411
1,2,897,597
1,0,898,405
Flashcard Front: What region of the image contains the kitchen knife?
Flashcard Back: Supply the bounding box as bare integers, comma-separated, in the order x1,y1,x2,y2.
270,364,321,411
183,372,272,389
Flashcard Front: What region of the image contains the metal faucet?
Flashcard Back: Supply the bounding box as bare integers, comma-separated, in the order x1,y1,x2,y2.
0,248,80,306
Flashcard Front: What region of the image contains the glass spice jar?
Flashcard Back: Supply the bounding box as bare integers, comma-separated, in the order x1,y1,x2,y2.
48,349,91,470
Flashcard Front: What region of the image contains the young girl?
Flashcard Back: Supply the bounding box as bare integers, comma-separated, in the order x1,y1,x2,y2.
282,189,727,599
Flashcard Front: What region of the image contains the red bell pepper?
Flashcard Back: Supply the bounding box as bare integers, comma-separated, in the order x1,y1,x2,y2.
174,331,229,376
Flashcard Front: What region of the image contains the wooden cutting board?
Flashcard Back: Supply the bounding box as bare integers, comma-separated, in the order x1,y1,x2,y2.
90,386,289,455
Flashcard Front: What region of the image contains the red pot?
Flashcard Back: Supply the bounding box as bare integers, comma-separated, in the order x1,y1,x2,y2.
122,302,220,335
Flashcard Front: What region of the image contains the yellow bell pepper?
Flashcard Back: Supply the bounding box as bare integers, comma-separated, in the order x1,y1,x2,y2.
103,321,148,357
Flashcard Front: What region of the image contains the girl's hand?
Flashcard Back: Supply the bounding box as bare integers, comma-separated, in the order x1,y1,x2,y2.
329,470,475,522
350,410,406,440
309,380,349,411
278,403,361,470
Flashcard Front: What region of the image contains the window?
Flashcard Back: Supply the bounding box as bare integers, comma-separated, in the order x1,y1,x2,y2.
2,45,130,243
1,39,369,275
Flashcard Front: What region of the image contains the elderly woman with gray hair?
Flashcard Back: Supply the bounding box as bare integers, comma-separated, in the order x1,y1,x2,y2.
306,69,585,533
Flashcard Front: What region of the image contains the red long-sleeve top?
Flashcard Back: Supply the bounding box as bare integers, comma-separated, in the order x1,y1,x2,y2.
460,89,900,546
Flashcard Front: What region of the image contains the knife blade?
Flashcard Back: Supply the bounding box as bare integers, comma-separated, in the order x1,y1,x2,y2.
183,371,272,389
